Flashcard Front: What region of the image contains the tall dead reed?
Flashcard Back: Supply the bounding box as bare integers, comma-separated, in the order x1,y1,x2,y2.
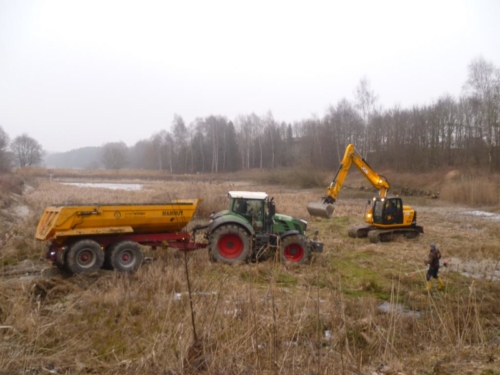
440,175,499,206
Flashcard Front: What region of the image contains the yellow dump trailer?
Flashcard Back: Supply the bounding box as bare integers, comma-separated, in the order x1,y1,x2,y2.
36,199,206,274
36,199,201,241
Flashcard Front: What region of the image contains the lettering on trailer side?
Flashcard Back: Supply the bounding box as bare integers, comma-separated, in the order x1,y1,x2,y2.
124,212,146,216
163,210,183,216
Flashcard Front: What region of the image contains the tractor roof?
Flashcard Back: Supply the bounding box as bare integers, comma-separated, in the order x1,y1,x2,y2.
228,191,268,200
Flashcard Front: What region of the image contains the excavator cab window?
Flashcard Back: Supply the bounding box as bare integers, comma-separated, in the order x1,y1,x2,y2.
373,198,403,225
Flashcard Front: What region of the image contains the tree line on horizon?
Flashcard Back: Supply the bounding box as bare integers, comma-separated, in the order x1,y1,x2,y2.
4,57,500,174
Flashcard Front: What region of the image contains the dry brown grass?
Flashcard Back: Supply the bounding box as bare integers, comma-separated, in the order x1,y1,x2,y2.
0,173,499,374
0,173,24,208
440,175,500,206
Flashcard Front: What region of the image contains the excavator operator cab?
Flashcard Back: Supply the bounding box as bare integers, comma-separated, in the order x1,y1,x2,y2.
371,197,403,225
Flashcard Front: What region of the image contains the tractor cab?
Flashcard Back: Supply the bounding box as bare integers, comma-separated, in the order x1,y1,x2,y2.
229,191,275,232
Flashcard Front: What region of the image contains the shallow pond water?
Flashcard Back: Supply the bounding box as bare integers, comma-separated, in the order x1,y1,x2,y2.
461,210,500,221
61,182,143,191
447,257,500,281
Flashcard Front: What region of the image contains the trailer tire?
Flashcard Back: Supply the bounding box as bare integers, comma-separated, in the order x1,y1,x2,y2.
55,259,68,272
103,242,122,270
281,235,310,264
66,239,105,274
109,241,143,273
54,251,68,272
210,225,251,264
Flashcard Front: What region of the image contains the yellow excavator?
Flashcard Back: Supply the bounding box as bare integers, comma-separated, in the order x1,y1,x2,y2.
307,144,424,242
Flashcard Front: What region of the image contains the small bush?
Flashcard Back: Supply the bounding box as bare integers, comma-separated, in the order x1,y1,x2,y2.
0,174,24,196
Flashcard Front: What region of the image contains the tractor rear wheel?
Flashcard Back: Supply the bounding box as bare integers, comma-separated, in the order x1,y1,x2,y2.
108,241,143,273
281,235,310,264
209,225,251,264
66,239,104,274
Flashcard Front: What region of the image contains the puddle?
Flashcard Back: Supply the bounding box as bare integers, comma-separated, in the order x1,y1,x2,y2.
173,291,217,301
378,301,420,318
447,257,500,281
61,183,143,191
461,210,500,221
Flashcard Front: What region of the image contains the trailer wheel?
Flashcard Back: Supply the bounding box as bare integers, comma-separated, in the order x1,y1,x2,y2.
66,240,105,274
281,235,310,264
109,241,143,273
55,259,67,272
54,249,68,272
210,225,251,264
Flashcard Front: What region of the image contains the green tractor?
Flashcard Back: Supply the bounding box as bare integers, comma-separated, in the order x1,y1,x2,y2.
207,191,323,264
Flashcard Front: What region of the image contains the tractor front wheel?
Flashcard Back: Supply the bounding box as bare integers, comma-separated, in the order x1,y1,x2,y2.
209,225,251,264
281,235,310,264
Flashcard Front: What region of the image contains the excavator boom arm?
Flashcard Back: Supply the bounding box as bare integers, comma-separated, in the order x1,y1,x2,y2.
326,144,389,201
307,143,390,218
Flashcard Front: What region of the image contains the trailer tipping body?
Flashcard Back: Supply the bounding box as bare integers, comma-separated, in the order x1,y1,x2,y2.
36,199,201,241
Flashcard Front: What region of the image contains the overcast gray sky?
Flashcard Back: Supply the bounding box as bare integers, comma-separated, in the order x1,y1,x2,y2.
1,0,499,153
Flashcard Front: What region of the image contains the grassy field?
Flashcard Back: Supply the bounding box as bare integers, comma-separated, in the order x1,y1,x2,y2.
0,170,499,374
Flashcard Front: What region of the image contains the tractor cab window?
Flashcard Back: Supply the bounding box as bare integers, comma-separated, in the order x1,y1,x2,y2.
247,200,265,228
233,199,248,215
232,199,265,229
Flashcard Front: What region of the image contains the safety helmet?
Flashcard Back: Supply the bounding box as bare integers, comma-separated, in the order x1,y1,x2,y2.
430,243,436,249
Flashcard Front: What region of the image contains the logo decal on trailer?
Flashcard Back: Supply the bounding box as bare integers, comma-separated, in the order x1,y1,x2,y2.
163,210,183,216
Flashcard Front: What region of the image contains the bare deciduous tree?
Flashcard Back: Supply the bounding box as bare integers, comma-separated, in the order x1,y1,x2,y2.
172,114,189,173
101,142,128,170
355,77,378,159
0,126,11,171
10,133,43,168
463,57,500,171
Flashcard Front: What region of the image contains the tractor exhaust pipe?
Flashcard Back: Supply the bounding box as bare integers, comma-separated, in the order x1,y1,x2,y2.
307,201,335,219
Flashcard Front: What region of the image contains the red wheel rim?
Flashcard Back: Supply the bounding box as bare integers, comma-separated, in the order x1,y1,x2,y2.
118,250,135,267
77,249,96,267
284,243,304,262
217,234,244,259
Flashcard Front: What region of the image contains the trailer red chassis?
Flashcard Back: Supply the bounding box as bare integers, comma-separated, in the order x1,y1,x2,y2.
46,231,208,272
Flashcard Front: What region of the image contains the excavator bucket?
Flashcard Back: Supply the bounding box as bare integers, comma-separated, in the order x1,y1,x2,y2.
307,201,335,219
